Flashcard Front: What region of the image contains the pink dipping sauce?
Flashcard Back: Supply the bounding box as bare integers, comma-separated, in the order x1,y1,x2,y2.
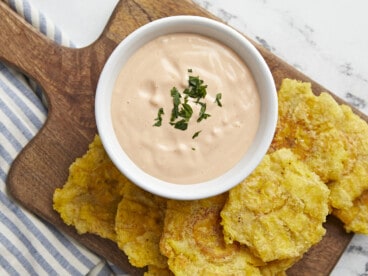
111,33,260,184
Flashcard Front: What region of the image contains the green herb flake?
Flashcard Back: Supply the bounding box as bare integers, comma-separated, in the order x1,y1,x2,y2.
197,102,211,122
215,93,223,107
188,68,193,73
192,130,201,139
184,76,207,100
170,87,181,122
178,103,193,122
153,107,164,127
172,119,188,131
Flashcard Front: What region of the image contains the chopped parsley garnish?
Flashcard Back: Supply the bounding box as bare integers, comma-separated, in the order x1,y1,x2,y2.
153,69,223,140
178,103,193,122
197,102,211,122
171,119,188,130
192,131,201,139
184,76,207,101
170,87,181,122
215,93,223,107
153,107,164,127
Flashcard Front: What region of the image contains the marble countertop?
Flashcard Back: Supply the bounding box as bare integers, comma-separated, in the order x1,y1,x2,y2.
194,0,368,118
25,0,368,275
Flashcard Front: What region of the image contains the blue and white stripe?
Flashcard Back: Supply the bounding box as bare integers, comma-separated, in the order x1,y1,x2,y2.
0,0,122,275
4,0,75,47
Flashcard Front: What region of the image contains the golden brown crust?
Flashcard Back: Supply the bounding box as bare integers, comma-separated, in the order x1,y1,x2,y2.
53,135,127,241
160,194,263,275
115,182,168,268
271,79,368,211
221,148,329,262
333,189,368,234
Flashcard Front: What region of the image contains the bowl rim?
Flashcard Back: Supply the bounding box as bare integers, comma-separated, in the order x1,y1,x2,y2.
95,15,278,200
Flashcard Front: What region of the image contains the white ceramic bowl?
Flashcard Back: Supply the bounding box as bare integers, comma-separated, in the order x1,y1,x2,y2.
95,16,277,200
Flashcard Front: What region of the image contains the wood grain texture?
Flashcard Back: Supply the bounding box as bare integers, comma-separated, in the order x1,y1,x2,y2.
1,0,363,274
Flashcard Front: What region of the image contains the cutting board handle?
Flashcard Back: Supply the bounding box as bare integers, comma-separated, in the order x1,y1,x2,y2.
0,0,126,97
0,1,62,87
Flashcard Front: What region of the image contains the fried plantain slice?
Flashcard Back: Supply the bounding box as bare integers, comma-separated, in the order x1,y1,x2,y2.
328,104,368,210
221,148,329,262
115,182,168,269
333,189,368,234
160,194,263,276
144,265,174,276
53,135,127,241
270,79,368,211
259,257,301,276
270,79,349,182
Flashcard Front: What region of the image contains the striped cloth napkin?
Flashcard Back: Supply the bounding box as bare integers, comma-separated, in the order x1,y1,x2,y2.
0,0,127,275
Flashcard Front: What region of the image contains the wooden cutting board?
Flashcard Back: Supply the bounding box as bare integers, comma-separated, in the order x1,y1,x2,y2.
1,0,362,274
